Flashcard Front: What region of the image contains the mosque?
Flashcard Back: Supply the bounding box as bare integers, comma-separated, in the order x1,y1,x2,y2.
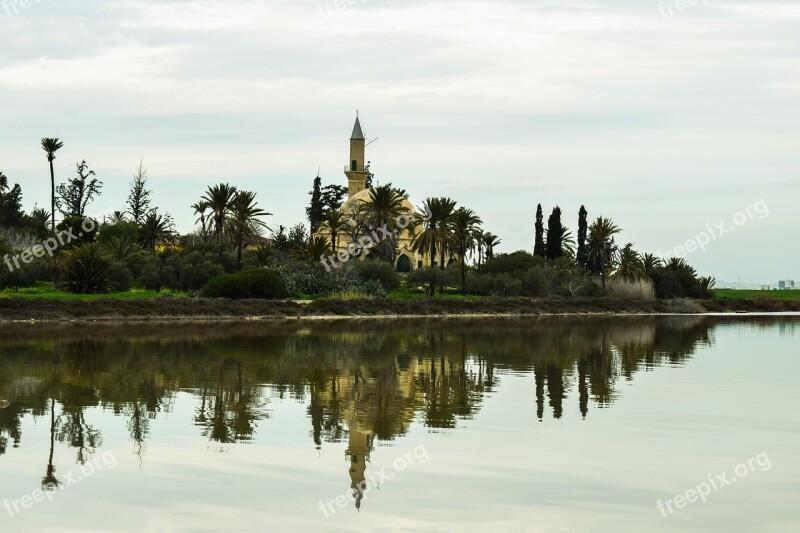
319,116,432,272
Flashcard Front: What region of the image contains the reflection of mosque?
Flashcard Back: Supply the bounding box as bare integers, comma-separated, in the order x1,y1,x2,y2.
310,353,467,511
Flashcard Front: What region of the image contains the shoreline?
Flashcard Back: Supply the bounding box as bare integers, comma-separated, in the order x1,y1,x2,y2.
1,296,798,323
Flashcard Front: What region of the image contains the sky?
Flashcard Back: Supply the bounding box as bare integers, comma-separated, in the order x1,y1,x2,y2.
1,0,798,283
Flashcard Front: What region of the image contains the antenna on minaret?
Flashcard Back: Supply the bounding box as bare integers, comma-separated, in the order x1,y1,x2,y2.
365,137,379,148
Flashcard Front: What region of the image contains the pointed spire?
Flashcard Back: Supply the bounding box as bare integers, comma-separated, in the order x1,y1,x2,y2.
351,114,365,140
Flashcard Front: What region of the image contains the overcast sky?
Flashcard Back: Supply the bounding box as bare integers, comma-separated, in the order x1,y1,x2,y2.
1,0,798,283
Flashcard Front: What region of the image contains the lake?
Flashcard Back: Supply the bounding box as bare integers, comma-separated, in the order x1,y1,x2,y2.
0,316,798,532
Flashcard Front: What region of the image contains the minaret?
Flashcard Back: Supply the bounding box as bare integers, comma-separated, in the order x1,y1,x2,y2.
345,114,370,198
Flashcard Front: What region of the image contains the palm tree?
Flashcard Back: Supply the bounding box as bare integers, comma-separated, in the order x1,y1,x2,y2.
474,229,486,268
227,190,271,270
642,253,663,277
201,183,238,247
482,232,501,259
412,197,456,296
362,185,407,263
138,211,175,251
0,171,7,193
41,138,64,231
191,201,211,244
450,207,482,294
560,225,576,257
587,217,621,293
104,235,146,267
290,235,332,264
244,243,274,269
321,209,346,251
616,243,646,279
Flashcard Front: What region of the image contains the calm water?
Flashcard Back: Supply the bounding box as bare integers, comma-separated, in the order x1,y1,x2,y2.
0,316,798,532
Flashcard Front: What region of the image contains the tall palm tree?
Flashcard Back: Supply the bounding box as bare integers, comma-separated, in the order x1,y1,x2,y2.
474,229,486,269
412,197,457,296
192,201,211,244
362,185,407,263
41,138,64,231
450,207,482,294
482,232,501,260
227,190,271,270
587,217,621,293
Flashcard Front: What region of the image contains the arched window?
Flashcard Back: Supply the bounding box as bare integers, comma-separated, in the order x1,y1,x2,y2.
351,160,358,171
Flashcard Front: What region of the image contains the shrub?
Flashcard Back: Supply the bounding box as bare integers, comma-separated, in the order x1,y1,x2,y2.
466,272,524,296
59,243,113,293
203,269,287,299
407,266,460,291
483,251,542,275
165,250,226,292
524,266,559,297
355,260,400,292
607,277,656,301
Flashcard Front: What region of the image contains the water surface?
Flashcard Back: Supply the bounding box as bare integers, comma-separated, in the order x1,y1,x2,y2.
0,316,798,532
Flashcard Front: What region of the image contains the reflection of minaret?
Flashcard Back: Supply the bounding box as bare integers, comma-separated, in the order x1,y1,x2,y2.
534,362,544,421
577,357,589,419
345,419,373,511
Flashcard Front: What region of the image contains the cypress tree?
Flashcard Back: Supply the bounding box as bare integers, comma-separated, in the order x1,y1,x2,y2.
307,175,324,233
546,206,563,259
577,205,588,268
534,204,546,257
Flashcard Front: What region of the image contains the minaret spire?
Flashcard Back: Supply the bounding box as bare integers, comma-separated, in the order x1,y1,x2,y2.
345,114,369,197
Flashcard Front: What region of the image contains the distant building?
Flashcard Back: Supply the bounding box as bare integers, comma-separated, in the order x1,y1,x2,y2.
760,284,770,291
778,280,795,290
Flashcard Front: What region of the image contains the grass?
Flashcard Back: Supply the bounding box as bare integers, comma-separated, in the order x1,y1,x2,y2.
388,288,483,300
0,282,188,300
713,289,800,301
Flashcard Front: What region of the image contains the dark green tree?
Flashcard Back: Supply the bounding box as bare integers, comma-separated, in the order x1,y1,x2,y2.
0,172,25,227
577,205,588,268
534,204,545,257
126,160,153,225
306,175,325,233
320,184,348,212
545,206,563,260
56,160,102,218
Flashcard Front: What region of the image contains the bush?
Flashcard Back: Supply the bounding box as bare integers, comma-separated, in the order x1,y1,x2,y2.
407,266,460,291
466,272,523,296
607,277,655,301
203,269,287,299
355,260,400,292
483,251,542,275
59,243,113,293
165,250,226,292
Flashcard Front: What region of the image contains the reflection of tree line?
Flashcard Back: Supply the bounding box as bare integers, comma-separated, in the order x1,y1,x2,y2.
0,316,793,465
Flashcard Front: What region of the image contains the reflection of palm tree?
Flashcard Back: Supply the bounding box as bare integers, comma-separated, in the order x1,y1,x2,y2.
41,398,60,491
